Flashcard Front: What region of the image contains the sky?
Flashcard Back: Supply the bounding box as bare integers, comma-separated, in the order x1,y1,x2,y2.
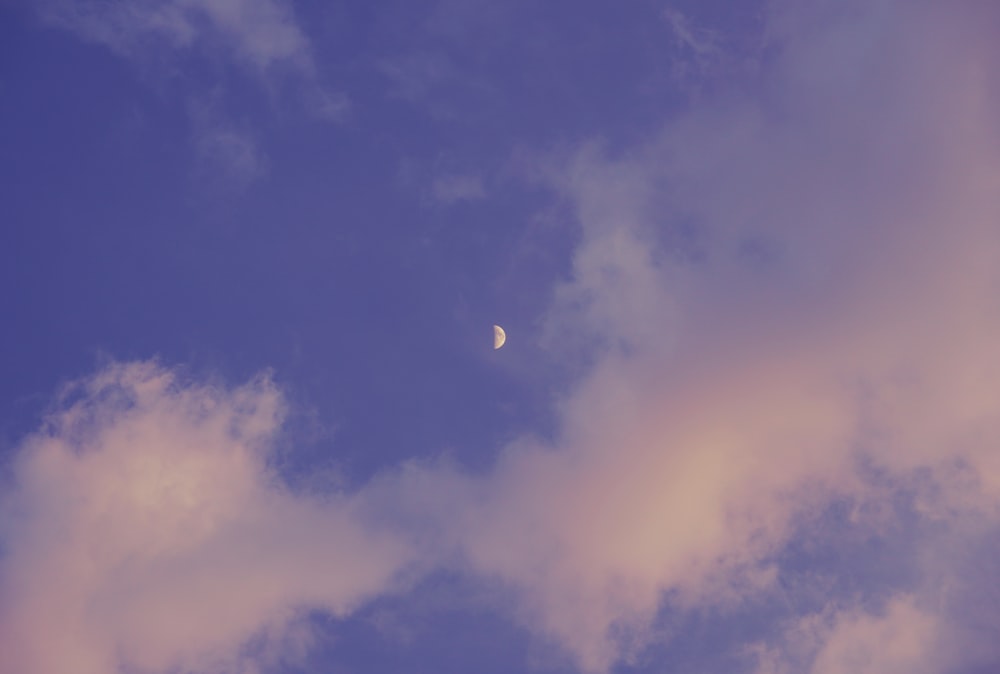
2,1,1000,673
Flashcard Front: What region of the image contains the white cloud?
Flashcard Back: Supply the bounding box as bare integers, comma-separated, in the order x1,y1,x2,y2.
0,362,413,674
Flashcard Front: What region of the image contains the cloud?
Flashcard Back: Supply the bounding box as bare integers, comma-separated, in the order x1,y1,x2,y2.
378,51,459,108
0,362,413,674
407,1,1000,670
809,598,939,674
5,2,1000,673
34,0,343,193
195,121,268,190
39,0,312,73
662,8,725,82
185,95,269,191
306,88,353,124
752,596,941,674
38,0,350,175
430,173,487,204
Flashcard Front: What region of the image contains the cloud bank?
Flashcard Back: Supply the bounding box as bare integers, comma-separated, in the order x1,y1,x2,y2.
4,1,1000,673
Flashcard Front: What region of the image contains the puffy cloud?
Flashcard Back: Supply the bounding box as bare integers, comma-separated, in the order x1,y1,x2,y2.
0,362,413,674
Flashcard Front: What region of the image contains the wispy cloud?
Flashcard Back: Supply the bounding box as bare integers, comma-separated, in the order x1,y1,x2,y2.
194,122,268,191
39,0,312,73
37,0,349,192
186,95,269,192
430,173,487,205
662,7,725,81
377,50,470,121
306,88,353,124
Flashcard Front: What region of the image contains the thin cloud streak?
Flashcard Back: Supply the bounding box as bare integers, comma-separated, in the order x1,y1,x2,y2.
39,0,312,73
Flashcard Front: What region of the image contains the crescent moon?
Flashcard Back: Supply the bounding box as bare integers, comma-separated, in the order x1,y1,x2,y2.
493,324,506,350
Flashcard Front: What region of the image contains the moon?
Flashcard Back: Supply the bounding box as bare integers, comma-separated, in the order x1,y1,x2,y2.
493,324,506,350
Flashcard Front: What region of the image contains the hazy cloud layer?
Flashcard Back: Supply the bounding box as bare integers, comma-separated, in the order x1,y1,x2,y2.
4,1,1000,673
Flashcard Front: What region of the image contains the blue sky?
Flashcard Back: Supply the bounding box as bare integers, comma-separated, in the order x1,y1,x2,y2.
3,2,1000,674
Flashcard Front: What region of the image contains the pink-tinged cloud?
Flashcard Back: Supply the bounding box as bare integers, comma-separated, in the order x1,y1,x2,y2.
809,598,939,674
752,595,941,674
420,1,1000,670
5,2,1000,673
0,362,413,674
